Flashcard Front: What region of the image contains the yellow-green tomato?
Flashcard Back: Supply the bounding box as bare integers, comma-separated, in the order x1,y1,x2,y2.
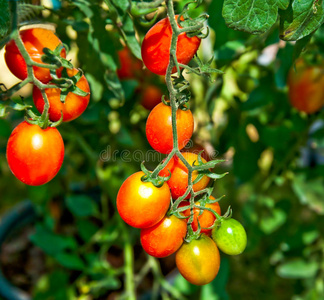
212,218,247,255
175,234,220,285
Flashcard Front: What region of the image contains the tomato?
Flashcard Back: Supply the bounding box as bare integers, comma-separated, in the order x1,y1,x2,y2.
33,68,90,122
182,142,210,161
140,215,187,258
6,121,64,186
141,15,201,75
212,218,247,255
141,85,163,110
179,196,221,235
175,234,220,285
288,59,324,114
5,28,66,83
146,102,194,154
159,152,210,199
117,171,171,228
117,47,143,80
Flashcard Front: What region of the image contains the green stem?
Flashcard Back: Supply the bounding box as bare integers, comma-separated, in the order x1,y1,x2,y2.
124,239,136,300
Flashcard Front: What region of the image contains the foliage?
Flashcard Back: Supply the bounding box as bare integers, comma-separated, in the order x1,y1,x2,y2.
0,0,324,299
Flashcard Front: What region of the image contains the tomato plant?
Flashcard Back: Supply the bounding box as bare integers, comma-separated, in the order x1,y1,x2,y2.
141,15,201,75
175,234,220,285
6,121,64,186
117,171,171,228
33,68,90,122
140,215,187,258
146,102,194,154
287,58,324,114
179,196,221,235
212,218,247,255
160,152,210,199
5,28,66,83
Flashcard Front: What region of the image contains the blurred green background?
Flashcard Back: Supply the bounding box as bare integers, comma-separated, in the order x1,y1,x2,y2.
0,0,324,299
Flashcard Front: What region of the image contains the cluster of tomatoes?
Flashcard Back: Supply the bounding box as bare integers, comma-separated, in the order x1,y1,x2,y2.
117,15,247,285
4,27,90,186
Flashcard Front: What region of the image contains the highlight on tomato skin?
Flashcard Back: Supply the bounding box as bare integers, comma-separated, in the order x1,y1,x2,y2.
146,102,194,154
116,171,171,229
33,68,91,122
6,121,65,186
4,27,66,83
141,15,201,76
140,215,187,258
287,58,324,114
175,234,220,286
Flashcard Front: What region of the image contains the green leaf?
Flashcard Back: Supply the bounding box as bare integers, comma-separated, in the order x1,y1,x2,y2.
259,208,287,234
111,0,129,13
77,219,99,242
66,195,98,217
55,252,85,270
277,259,319,279
0,0,10,38
279,0,324,41
30,225,78,256
293,32,314,62
222,0,288,35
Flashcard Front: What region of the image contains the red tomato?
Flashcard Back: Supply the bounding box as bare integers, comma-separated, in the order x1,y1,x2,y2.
117,171,171,228
6,121,64,186
5,28,66,83
141,15,201,75
160,152,210,199
182,142,210,161
179,196,221,235
146,102,194,154
140,215,187,258
33,68,90,122
117,47,143,80
175,234,220,285
141,85,163,110
288,59,324,114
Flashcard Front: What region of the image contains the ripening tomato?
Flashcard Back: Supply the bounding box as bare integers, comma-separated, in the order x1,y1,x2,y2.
288,59,324,114
212,218,247,255
33,68,90,122
141,85,163,110
146,102,194,154
179,196,221,235
175,234,220,285
6,121,64,186
141,15,201,75
117,47,143,80
159,152,210,199
5,28,66,83
117,171,171,228
140,215,187,258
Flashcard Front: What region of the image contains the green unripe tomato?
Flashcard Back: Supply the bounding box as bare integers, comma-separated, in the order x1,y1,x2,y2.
212,218,247,255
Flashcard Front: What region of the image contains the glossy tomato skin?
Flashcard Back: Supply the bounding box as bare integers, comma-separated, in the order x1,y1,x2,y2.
179,196,221,235
175,234,220,285
212,218,247,255
5,28,66,83
117,171,171,228
160,152,210,199
146,103,194,154
141,16,201,75
140,215,187,258
33,68,90,122
141,85,163,110
6,121,64,186
117,47,143,80
288,59,324,114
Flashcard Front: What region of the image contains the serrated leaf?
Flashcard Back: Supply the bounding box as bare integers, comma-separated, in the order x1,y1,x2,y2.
223,0,287,35
279,0,324,41
0,0,10,38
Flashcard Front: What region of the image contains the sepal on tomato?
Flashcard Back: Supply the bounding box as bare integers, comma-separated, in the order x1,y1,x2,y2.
140,161,171,188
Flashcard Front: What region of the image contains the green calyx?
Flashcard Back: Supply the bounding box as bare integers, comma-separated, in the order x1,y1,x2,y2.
140,161,171,188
